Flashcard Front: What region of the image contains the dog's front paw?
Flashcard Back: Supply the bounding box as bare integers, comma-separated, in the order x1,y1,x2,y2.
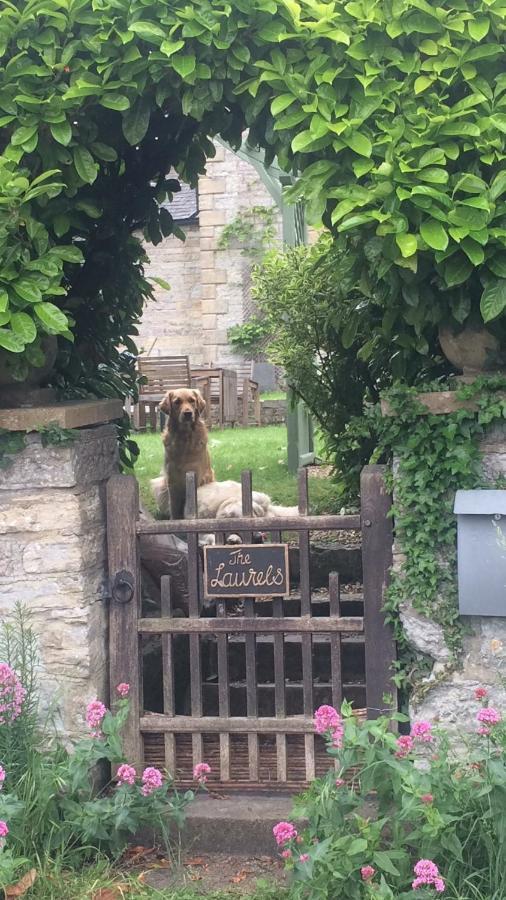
199,533,216,547
226,533,242,545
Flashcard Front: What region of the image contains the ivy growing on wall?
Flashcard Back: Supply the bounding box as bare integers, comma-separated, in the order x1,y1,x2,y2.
376,376,506,688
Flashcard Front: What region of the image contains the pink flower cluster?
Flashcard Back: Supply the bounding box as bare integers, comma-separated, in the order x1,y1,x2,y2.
412,859,445,892
0,765,6,788
86,699,107,737
421,793,434,805
395,721,434,757
313,705,344,748
141,766,163,796
0,663,26,725
361,865,376,881
117,764,136,786
193,762,211,784
116,683,130,698
411,721,434,743
475,686,488,700
273,821,298,847
0,821,8,839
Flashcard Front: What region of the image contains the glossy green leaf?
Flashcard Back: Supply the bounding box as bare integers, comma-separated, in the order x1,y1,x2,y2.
10,311,36,343
128,21,166,43
481,278,506,322
0,329,24,353
34,302,69,334
50,120,72,146
171,54,197,79
101,94,130,111
344,131,372,157
73,146,98,184
420,220,448,251
396,233,417,258
122,98,151,145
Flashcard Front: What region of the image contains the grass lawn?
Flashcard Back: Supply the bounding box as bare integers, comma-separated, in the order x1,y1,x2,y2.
134,424,341,516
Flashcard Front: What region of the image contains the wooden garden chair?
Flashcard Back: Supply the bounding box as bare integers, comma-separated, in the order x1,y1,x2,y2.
235,361,261,426
132,355,210,430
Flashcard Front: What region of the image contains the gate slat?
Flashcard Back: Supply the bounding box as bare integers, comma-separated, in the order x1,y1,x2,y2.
107,475,143,768
298,469,315,782
329,572,343,710
160,576,176,777
215,532,231,782
241,472,259,782
361,466,397,718
186,472,204,768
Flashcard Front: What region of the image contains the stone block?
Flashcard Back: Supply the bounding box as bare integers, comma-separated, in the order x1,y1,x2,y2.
198,177,226,195
201,269,228,285
198,210,226,227
201,284,217,300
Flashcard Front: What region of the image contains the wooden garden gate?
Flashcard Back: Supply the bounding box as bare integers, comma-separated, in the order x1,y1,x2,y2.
107,465,396,790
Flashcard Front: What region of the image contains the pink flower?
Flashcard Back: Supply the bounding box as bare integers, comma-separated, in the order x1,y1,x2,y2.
281,850,292,859
411,721,434,743
335,778,345,788
85,699,107,736
478,726,490,736
273,821,298,846
475,687,488,700
421,793,433,805
0,821,8,838
116,683,130,698
299,854,309,863
361,866,376,881
193,762,211,784
0,766,6,788
477,707,501,726
313,705,344,748
0,664,25,725
117,764,136,786
141,766,163,796
412,859,445,892
395,735,414,758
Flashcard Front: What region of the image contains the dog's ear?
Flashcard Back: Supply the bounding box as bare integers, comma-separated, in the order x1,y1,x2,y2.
159,390,173,415
192,389,206,415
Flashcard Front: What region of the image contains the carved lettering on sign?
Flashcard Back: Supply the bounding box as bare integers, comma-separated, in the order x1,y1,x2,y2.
203,544,290,599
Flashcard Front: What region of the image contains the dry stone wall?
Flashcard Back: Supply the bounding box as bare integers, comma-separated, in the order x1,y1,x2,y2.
0,425,117,740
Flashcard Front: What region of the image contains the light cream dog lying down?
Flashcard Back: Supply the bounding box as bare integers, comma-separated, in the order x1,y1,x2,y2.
150,475,299,519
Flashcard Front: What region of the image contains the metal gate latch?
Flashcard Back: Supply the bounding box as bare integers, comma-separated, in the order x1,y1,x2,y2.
111,570,134,604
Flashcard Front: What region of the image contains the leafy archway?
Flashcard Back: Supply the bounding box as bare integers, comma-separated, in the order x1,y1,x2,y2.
1,0,506,406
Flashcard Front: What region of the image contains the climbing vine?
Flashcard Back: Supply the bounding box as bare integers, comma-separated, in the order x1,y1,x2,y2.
377,375,506,689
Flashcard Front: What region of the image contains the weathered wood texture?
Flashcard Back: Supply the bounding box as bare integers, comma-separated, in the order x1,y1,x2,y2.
107,464,395,789
361,465,397,718
107,474,143,767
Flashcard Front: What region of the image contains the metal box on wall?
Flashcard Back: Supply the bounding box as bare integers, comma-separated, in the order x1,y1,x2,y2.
454,490,506,616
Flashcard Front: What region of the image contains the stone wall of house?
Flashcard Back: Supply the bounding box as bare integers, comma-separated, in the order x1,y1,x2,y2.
399,423,506,728
138,142,282,369
0,426,117,740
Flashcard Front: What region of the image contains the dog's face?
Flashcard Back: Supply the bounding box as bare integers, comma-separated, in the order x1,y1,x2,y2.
159,388,205,426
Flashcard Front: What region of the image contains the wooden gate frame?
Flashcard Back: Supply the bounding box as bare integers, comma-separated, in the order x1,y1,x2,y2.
107,465,396,777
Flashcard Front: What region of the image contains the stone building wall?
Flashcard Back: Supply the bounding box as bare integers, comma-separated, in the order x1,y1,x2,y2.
0,426,117,740
138,142,282,368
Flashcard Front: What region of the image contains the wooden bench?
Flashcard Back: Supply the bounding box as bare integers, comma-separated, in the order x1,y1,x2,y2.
132,356,210,430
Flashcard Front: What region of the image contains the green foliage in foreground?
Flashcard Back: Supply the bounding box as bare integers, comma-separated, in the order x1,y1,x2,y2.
3,0,506,401
283,701,506,900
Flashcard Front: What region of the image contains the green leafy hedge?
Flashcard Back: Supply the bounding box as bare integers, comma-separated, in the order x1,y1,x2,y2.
2,0,506,389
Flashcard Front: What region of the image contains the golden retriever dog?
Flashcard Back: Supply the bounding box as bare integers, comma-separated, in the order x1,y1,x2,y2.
150,474,298,521
159,388,214,519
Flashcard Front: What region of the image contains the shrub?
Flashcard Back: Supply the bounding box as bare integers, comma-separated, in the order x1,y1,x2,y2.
277,698,506,899
251,233,449,500
0,609,202,887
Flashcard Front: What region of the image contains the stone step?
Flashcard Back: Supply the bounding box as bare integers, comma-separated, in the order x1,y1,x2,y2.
179,792,304,856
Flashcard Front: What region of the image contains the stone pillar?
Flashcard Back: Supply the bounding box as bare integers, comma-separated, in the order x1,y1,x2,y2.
0,425,118,740
401,423,506,727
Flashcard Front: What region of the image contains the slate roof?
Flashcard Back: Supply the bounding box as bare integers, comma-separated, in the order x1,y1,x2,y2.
160,180,199,223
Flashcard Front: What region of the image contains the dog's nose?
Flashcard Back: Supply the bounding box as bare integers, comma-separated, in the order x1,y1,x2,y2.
183,410,193,420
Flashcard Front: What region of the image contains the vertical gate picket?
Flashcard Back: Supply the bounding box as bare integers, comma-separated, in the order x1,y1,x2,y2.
241,472,259,782
161,575,176,778
298,468,315,782
107,474,143,767
185,471,204,767
329,571,343,710
361,465,397,718
215,531,231,782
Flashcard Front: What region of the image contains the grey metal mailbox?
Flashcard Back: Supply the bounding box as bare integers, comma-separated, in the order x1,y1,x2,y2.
454,490,506,616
